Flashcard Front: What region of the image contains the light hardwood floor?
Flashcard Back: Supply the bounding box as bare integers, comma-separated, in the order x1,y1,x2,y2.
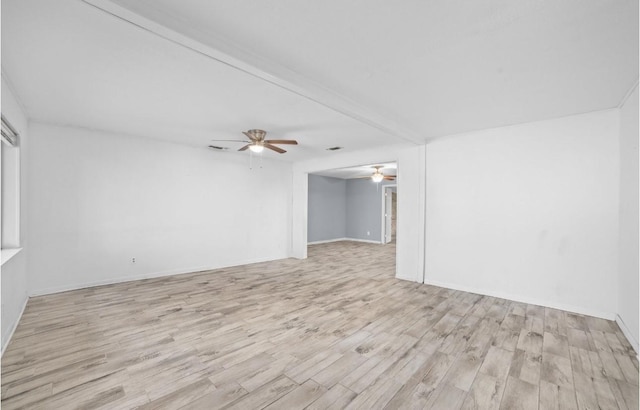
1,241,638,409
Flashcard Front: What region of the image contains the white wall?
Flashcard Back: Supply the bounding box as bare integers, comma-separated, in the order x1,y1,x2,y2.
27,123,292,295
617,84,639,351
1,76,29,353
395,146,425,282
425,110,621,319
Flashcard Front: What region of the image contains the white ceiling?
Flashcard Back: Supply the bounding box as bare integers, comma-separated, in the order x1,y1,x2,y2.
1,0,410,162
104,0,638,137
314,162,397,180
2,0,638,161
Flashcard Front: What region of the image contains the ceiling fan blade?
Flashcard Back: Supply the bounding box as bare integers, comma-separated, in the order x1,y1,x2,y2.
264,143,286,153
211,139,250,143
243,131,258,142
383,176,396,180
238,144,251,151
264,139,298,145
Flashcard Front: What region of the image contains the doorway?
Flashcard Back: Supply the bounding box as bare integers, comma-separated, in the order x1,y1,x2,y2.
304,162,399,278
382,185,397,244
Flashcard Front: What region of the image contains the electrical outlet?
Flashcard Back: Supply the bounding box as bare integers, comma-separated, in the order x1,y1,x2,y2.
367,231,370,236
132,257,136,264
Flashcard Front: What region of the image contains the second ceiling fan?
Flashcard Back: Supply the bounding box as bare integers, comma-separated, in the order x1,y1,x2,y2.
211,129,298,154
360,165,396,182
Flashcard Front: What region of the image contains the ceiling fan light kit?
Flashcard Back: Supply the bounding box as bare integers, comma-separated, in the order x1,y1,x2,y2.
371,172,384,182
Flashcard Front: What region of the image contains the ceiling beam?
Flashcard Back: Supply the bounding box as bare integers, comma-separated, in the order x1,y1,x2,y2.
81,0,425,145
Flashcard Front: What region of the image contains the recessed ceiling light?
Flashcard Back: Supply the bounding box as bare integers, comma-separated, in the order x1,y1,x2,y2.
208,145,228,150
326,146,343,151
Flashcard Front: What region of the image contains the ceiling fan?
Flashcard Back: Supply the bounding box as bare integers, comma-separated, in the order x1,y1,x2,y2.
210,129,298,154
361,165,396,182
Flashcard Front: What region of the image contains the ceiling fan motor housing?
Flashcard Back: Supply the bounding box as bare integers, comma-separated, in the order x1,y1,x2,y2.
248,129,266,140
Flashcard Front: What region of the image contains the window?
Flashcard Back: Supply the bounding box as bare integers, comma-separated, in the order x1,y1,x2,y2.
1,115,21,263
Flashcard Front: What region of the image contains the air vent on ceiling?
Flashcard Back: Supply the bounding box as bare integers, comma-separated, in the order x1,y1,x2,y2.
326,146,343,151
208,145,228,150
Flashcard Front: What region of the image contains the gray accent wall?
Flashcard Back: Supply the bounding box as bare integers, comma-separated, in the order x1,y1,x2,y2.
308,174,396,243
346,179,395,241
307,174,346,242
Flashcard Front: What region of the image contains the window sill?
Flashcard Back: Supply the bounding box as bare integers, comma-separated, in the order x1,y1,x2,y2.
1,248,22,266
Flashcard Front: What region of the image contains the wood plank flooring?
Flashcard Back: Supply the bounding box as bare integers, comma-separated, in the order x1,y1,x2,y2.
1,241,638,409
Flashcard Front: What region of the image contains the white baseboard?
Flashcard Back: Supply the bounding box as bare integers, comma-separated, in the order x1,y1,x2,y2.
29,255,288,297
422,277,616,321
616,314,639,356
308,237,383,245
1,295,28,357
346,237,384,244
396,274,417,282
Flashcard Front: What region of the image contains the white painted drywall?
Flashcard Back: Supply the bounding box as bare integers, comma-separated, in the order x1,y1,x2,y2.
1,76,29,353
425,110,620,319
395,146,426,282
617,84,639,350
27,123,292,295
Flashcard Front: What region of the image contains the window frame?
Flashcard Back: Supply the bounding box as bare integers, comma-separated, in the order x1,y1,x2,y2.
1,114,22,265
